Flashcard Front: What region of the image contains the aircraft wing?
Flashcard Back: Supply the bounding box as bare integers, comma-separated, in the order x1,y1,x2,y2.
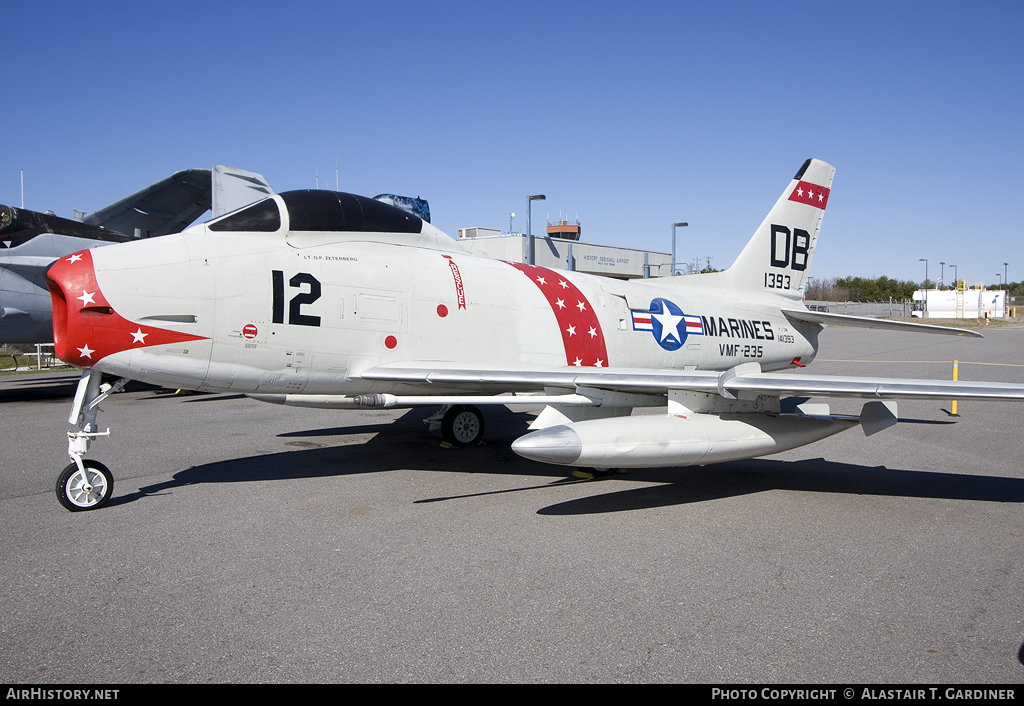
84,169,212,237
359,362,1024,402
782,308,982,337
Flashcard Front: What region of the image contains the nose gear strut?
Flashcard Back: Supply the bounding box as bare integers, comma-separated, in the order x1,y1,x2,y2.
57,370,127,511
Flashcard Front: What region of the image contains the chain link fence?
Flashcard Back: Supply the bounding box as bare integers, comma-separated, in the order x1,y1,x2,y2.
804,299,1021,321
0,344,73,372
803,300,914,317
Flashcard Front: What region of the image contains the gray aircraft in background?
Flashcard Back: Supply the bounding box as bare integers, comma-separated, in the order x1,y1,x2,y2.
0,166,273,343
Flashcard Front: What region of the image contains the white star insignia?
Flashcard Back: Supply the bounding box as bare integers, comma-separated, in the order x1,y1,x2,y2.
796,187,804,197
566,324,576,336
588,327,597,338
536,276,546,285
652,310,685,343
595,359,604,367
576,301,586,312
555,298,565,309
131,328,148,344
558,280,568,289
67,253,83,263
77,344,94,359
78,290,96,306
818,192,825,201
573,357,583,366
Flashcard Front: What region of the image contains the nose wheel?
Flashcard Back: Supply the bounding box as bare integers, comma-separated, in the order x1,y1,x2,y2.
56,460,114,512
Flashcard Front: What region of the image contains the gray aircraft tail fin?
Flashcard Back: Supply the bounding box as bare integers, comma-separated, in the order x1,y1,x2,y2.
212,166,274,218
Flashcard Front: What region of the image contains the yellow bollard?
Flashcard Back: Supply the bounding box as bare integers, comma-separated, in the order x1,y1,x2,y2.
951,360,958,416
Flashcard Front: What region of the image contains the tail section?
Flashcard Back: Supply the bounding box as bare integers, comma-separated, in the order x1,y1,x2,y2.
723,158,835,300
212,165,274,218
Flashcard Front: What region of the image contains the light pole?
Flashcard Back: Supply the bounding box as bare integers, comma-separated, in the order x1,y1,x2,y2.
940,261,945,289
672,222,688,275
950,264,958,290
1004,262,1010,318
526,195,545,265
920,259,928,316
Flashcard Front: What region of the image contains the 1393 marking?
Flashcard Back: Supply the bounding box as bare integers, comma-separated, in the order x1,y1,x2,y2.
765,272,791,289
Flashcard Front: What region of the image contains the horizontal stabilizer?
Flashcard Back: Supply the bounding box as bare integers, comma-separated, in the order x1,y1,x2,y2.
782,308,982,337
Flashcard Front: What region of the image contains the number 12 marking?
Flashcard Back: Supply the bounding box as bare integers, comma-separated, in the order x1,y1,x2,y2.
272,270,322,327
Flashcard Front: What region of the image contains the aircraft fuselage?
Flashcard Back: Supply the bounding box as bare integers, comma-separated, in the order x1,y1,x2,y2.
48,224,819,395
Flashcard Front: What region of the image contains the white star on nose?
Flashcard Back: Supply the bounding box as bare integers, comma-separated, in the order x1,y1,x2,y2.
131,328,148,344
78,290,96,306
77,344,94,359
67,254,83,263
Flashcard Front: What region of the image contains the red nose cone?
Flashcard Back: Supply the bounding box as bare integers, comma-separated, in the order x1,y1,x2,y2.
46,249,208,368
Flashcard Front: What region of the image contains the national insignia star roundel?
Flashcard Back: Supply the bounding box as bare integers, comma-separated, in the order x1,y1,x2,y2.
649,298,688,351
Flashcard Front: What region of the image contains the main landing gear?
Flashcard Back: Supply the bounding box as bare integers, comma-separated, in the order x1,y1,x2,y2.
423,404,486,447
58,370,126,511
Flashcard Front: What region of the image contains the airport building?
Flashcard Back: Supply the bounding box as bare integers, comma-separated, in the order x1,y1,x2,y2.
457,220,673,280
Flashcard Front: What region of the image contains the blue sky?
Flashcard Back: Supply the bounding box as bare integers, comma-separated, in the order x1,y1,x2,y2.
4,1,1021,285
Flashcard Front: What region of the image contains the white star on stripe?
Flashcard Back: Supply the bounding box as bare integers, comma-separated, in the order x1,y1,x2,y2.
566,324,576,336
572,357,583,366
653,309,685,343
558,280,568,289
78,290,95,306
536,276,546,285
555,298,565,309
588,327,597,338
131,328,148,344
576,301,586,312
595,359,603,367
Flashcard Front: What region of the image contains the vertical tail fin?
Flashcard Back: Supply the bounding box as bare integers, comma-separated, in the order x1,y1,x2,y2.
212,165,274,218
724,158,835,300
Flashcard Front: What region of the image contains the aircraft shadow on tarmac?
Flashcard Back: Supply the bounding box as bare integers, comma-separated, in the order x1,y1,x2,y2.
111,405,1024,516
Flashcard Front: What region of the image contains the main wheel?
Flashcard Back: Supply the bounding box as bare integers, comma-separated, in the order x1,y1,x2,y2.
56,460,114,512
441,405,485,446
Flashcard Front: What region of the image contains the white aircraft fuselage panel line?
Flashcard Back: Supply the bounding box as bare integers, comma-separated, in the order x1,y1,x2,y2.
44,161,1024,510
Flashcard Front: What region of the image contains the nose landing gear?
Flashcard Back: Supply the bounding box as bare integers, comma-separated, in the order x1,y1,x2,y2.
58,370,126,511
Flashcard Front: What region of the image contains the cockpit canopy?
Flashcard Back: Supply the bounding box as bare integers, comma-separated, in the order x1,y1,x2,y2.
208,190,424,234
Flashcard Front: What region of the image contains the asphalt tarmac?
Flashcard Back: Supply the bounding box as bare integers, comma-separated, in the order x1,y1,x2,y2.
1,326,1022,683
